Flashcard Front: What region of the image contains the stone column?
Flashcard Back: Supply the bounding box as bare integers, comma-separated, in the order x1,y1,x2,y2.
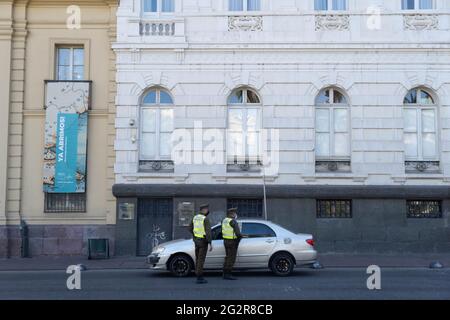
0,0,13,258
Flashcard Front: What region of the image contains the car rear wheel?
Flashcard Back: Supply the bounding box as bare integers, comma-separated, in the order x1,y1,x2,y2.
168,254,193,277
270,252,295,276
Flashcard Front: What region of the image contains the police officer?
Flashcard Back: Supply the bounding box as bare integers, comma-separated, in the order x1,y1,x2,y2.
222,207,242,280
188,204,212,284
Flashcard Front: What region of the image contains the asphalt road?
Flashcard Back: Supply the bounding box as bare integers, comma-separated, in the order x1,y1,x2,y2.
0,268,449,300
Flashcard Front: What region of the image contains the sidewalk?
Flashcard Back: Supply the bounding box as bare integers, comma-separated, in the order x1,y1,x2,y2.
0,253,449,271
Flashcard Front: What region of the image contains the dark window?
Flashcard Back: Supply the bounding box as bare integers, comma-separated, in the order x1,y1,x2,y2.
211,226,223,240
44,193,86,213
227,199,263,218
407,200,442,218
317,200,352,218
242,223,276,238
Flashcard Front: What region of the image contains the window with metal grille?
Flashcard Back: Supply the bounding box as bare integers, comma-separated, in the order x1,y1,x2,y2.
407,200,442,218
317,200,352,218
227,199,263,218
44,193,86,213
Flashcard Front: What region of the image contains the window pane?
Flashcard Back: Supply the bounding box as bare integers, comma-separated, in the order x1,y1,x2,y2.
404,109,417,131
246,132,259,158
162,0,174,12
246,109,258,131
143,90,157,104
58,48,71,66
316,89,330,104
229,0,244,11
159,91,173,104
422,109,435,133
334,109,348,132
334,133,349,156
141,133,156,158
229,90,243,104
420,90,434,104
422,133,436,158
73,66,84,80
228,132,245,157
316,109,330,132
333,90,347,104
142,109,157,132
160,133,172,157
402,0,415,9
57,66,70,81
314,0,328,10
332,0,347,10
73,48,84,66
316,133,330,157
246,90,260,104
229,109,244,131
404,133,418,158
404,89,417,104
143,0,157,12
420,0,433,9
247,0,260,11
160,109,174,132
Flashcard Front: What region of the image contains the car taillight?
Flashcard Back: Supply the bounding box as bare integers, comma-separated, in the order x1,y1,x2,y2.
306,239,314,247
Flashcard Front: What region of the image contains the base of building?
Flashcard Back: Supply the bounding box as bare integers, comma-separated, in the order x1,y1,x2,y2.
0,225,115,258
113,184,450,256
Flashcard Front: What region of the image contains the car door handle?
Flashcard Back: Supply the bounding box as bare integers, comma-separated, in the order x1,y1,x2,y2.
265,239,275,243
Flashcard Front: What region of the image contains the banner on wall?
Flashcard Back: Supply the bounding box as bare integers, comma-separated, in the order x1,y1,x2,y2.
43,81,91,193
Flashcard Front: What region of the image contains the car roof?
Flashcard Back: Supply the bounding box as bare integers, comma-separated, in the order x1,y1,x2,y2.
213,219,275,225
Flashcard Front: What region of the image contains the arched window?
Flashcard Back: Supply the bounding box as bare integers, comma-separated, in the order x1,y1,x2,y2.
315,87,350,160
140,88,174,161
227,88,262,165
403,87,438,161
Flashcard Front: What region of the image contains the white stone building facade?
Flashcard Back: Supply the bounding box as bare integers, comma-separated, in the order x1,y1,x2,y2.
112,0,450,256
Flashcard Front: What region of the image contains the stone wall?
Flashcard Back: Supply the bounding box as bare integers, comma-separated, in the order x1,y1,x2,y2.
0,225,115,258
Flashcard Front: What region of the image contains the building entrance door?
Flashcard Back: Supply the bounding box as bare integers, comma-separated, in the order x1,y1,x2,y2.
137,198,173,256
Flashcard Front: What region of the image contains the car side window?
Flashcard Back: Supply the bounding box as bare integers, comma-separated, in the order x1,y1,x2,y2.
241,223,276,238
211,226,223,240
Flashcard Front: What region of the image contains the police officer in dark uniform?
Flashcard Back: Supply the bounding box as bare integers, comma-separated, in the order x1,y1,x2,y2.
222,207,242,280
188,204,212,284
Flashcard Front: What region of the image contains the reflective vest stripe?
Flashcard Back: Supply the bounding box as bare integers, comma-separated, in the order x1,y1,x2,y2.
193,214,206,238
222,217,237,240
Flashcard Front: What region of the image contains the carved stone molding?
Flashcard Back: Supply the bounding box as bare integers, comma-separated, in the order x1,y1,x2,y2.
405,161,440,174
316,161,351,173
315,14,350,31
139,160,174,173
403,14,438,31
228,16,263,32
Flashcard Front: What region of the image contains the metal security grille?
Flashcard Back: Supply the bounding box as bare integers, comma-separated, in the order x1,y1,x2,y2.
44,193,86,213
317,200,352,218
227,199,263,218
407,200,442,218
137,198,173,256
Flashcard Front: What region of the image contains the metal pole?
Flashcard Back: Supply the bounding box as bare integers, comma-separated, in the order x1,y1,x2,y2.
262,166,268,221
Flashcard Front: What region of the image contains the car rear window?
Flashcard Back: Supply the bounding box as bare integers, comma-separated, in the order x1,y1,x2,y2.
242,223,276,238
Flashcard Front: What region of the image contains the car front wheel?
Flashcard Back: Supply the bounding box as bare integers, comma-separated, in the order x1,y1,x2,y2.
270,252,295,276
168,254,193,277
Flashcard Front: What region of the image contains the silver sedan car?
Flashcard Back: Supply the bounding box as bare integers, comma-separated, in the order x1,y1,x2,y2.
146,219,317,277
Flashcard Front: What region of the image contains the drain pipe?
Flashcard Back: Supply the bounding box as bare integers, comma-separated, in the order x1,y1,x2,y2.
262,166,268,221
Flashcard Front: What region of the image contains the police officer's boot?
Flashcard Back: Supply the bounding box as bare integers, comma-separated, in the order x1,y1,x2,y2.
196,277,208,284
223,273,237,280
